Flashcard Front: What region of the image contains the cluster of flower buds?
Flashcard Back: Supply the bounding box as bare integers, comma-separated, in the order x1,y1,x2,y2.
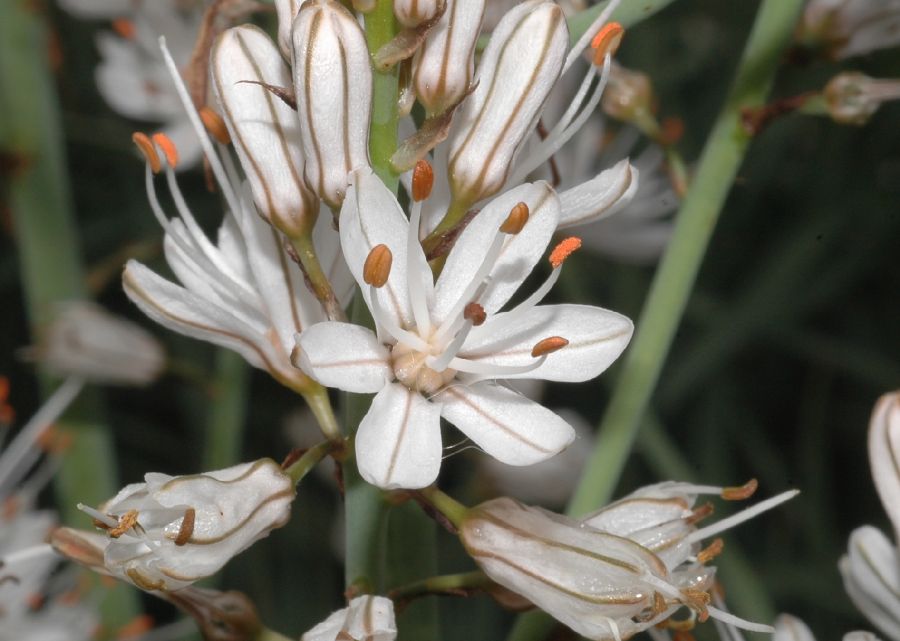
460,481,797,639
301,595,397,641
57,459,294,592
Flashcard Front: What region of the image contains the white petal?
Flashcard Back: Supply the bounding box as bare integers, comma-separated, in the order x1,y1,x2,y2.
355,383,443,489
313,211,355,308
58,0,133,17
841,527,900,641
295,322,392,393
432,182,559,324
437,382,574,465
123,260,277,371
95,33,179,121
557,160,639,228
460,304,633,382
774,615,817,641
341,168,423,329
275,0,304,56
869,393,900,539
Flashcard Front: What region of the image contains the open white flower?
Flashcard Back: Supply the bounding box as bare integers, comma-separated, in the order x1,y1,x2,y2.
302,595,397,641
296,167,632,490
75,459,294,592
798,0,900,60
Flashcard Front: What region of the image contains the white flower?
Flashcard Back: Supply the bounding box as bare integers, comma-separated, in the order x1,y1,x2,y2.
292,0,373,208
0,379,98,641
798,0,900,60
824,73,900,126
75,459,294,592
296,167,633,490
26,302,165,386
840,392,900,641
459,484,796,641
62,0,205,169
301,595,397,641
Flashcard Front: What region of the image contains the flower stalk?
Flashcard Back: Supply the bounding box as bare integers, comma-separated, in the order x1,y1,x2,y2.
366,0,402,191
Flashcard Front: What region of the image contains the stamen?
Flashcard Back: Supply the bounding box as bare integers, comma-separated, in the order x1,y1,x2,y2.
499,202,529,234
77,503,118,529
199,107,231,145
368,286,430,352
696,538,724,564
152,133,179,169
174,507,196,546
686,503,714,525
531,336,569,357
721,479,757,501
549,237,582,268
412,159,434,202
463,302,486,326
686,489,799,544
407,189,433,335
591,22,624,64
112,18,136,40
132,132,161,174
364,244,393,288
705,606,774,634
563,0,623,73
108,510,140,538
446,354,548,377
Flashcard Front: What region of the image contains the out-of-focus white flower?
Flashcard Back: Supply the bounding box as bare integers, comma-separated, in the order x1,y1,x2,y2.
798,0,900,60
211,24,320,239
0,379,98,641
292,0,373,209
122,38,353,394
840,392,900,641
460,483,795,641
301,595,397,641
394,0,442,28
61,0,206,169
25,302,165,387
769,613,880,641
74,459,294,592
296,166,632,490
824,73,900,126
481,0,586,31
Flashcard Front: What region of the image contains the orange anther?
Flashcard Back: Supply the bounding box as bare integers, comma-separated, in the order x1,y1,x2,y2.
26,592,45,610
463,302,486,326
112,18,136,40
363,244,393,288
592,22,624,64
531,336,569,358
549,236,582,268
108,510,140,538
696,538,724,564
132,132,161,174
116,614,155,640
721,478,758,501
412,159,434,202
199,107,231,145
686,502,714,525
151,133,179,169
0,376,10,402
500,202,529,234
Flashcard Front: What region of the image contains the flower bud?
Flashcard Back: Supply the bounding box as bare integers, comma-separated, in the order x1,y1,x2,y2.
301,595,397,641
394,0,442,28
798,0,900,60
275,0,303,56
867,391,900,539
77,459,294,592
448,1,568,206
824,72,900,126
212,25,320,239
601,64,656,127
412,0,484,115
292,0,372,209
460,497,693,640
30,302,165,386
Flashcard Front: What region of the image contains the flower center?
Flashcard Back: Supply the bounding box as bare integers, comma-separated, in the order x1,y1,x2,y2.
391,343,456,396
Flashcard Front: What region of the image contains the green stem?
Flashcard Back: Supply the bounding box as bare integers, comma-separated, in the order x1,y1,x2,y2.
202,350,249,471
366,0,401,191
302,383,343,443
417,486,468,529
290,234,345,321
0,0,140,631
284,439,339,485
567,0,805,518
389,570,491,603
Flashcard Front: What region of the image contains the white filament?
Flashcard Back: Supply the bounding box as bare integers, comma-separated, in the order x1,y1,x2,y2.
687,489,800,544
407,199,433,336
563,0,624,73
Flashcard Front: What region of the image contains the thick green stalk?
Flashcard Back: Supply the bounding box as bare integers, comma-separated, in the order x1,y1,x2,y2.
202,350,249,471
366,0,401,191
567,0,805,517
0,0,140,630
506,2,803,640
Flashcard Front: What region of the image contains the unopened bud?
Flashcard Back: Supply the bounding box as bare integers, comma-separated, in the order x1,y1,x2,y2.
364,244,393,288
601,64,655,126
274,0,303,56
293,0,372,208
448,2,568,206
394,0,442,28
868,392,900,542
413,0,485,115
824,72,900,126
301,595,397,641
212,25,319,238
